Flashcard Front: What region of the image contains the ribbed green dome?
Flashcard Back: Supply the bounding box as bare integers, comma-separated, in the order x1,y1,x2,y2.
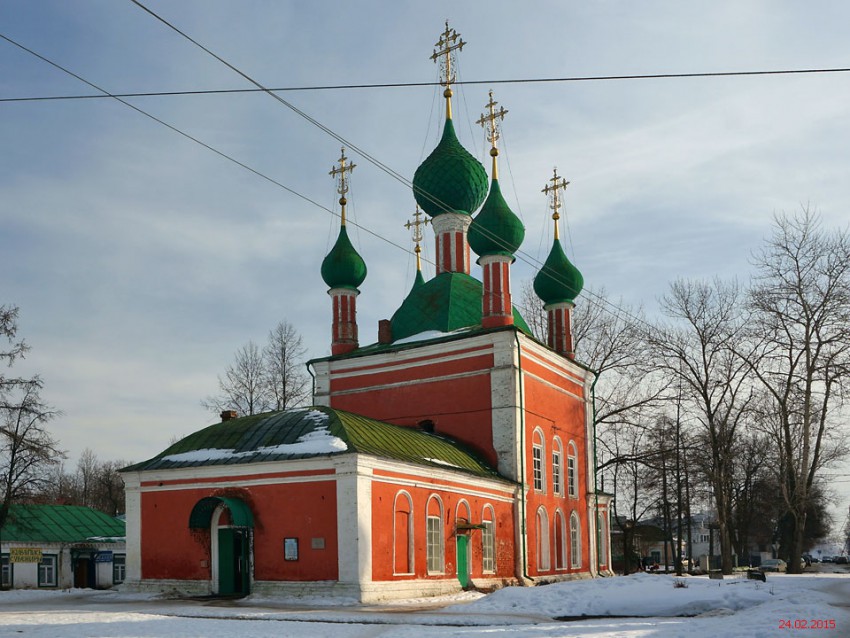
533,239,584,305
321,226,367,290
410,268,426,292
468,178,525,258
412,119,488,217
390,272,531,341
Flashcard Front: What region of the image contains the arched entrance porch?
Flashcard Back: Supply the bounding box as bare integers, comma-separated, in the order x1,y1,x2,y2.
189,496,254,596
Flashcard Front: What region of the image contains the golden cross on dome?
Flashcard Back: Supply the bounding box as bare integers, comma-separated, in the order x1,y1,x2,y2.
476,90,508,148
542,167,570,240
329,147,356,224
476,90,508,178
430,21,465,119
430,21,465,87
404,205,430,271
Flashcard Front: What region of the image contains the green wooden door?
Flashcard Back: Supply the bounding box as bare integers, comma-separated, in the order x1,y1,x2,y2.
456,535,470,587
218,529,250,595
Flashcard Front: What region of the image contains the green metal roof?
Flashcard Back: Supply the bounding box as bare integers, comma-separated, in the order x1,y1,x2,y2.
533,238,584,305
0,504,125,543
123,406,503,480
390,271,531,341
468,178,525,258
321,225,367,290
413,119,488,218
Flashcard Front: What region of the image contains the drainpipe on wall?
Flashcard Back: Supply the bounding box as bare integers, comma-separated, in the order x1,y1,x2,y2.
306,362,316,403
514,332,532,583
590,370,602,576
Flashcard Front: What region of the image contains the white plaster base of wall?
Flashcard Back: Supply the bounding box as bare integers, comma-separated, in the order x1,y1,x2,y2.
122,579,211,596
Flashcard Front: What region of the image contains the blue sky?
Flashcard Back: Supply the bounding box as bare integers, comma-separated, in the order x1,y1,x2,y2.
2,1,849,528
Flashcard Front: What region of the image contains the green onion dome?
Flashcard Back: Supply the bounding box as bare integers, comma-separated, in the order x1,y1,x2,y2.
533,239,584,305
410,268,426,292
468,178,525,258
412,119,489,217
321,226,367,290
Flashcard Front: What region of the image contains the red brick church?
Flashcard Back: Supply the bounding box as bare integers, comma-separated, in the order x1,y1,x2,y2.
120,24,612,602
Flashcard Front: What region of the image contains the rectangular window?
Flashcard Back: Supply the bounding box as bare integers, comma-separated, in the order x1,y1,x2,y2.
568,456,577,498
552,450,562,495
1,554,11,588
700,534,710,544
426,516,443,573
482,521,495,573
113,554,126,584
533,445,543,491
38,554,57,588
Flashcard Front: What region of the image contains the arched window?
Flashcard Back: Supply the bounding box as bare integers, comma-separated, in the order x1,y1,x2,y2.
482,505,496,574
532,429,546,493
570,511,581,569
597,511,608,568
393,491,413,575
554,509,567,570
456,500,471,525
426,495,444,574
552,437,564,496
567,441,578,499
536,507,551,571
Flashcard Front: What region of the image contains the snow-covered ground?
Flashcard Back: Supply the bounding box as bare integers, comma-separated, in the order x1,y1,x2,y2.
1,572,848,637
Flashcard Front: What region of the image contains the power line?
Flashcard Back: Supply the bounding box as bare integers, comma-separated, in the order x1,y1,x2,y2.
127,1,658,336
4,67,850,104
0,21,655,337
0,32,416,263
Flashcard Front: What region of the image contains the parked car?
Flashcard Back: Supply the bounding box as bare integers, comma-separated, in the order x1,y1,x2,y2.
822,556,834,563
834,556,848,564
760,559,787,572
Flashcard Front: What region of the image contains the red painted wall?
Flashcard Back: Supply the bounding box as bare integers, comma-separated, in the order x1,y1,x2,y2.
329,347,499,465
521,352,590,576
140,475,339,582
370,469,515,582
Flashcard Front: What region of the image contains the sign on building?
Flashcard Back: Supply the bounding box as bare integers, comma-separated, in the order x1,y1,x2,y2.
10,548,42,563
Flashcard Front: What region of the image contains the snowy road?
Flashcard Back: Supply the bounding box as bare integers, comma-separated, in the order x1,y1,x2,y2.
2,572,849,637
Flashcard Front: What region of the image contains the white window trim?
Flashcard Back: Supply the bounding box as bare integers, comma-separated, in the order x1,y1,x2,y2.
38,554,58,588
567,441,578,499
555,510,568,571
482,505,496,574
532,428,546,494
393,491,415,576
537,507,551,572
570,511,582,569
113,553,126,584
552,437,564,496
426,495,445,575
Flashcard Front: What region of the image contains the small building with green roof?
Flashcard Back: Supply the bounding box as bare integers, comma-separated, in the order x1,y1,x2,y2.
1,504,125,590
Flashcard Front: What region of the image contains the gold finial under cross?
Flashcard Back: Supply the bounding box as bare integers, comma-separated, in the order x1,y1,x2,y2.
430,20,465,119
404,205,430,272
541,167,570,240
476,89,508,178
329,147,356,224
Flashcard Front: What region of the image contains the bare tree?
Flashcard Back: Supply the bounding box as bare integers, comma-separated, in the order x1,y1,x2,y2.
0,305,63,531
76,447,98,508
264,320,310,410
651,278,752,574
519,280,546,342
743,210,850,573
203,341,270,417
203,320,311,418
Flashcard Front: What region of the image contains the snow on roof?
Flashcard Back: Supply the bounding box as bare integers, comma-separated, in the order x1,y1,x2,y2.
161,427,347,464
393,327,472,345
